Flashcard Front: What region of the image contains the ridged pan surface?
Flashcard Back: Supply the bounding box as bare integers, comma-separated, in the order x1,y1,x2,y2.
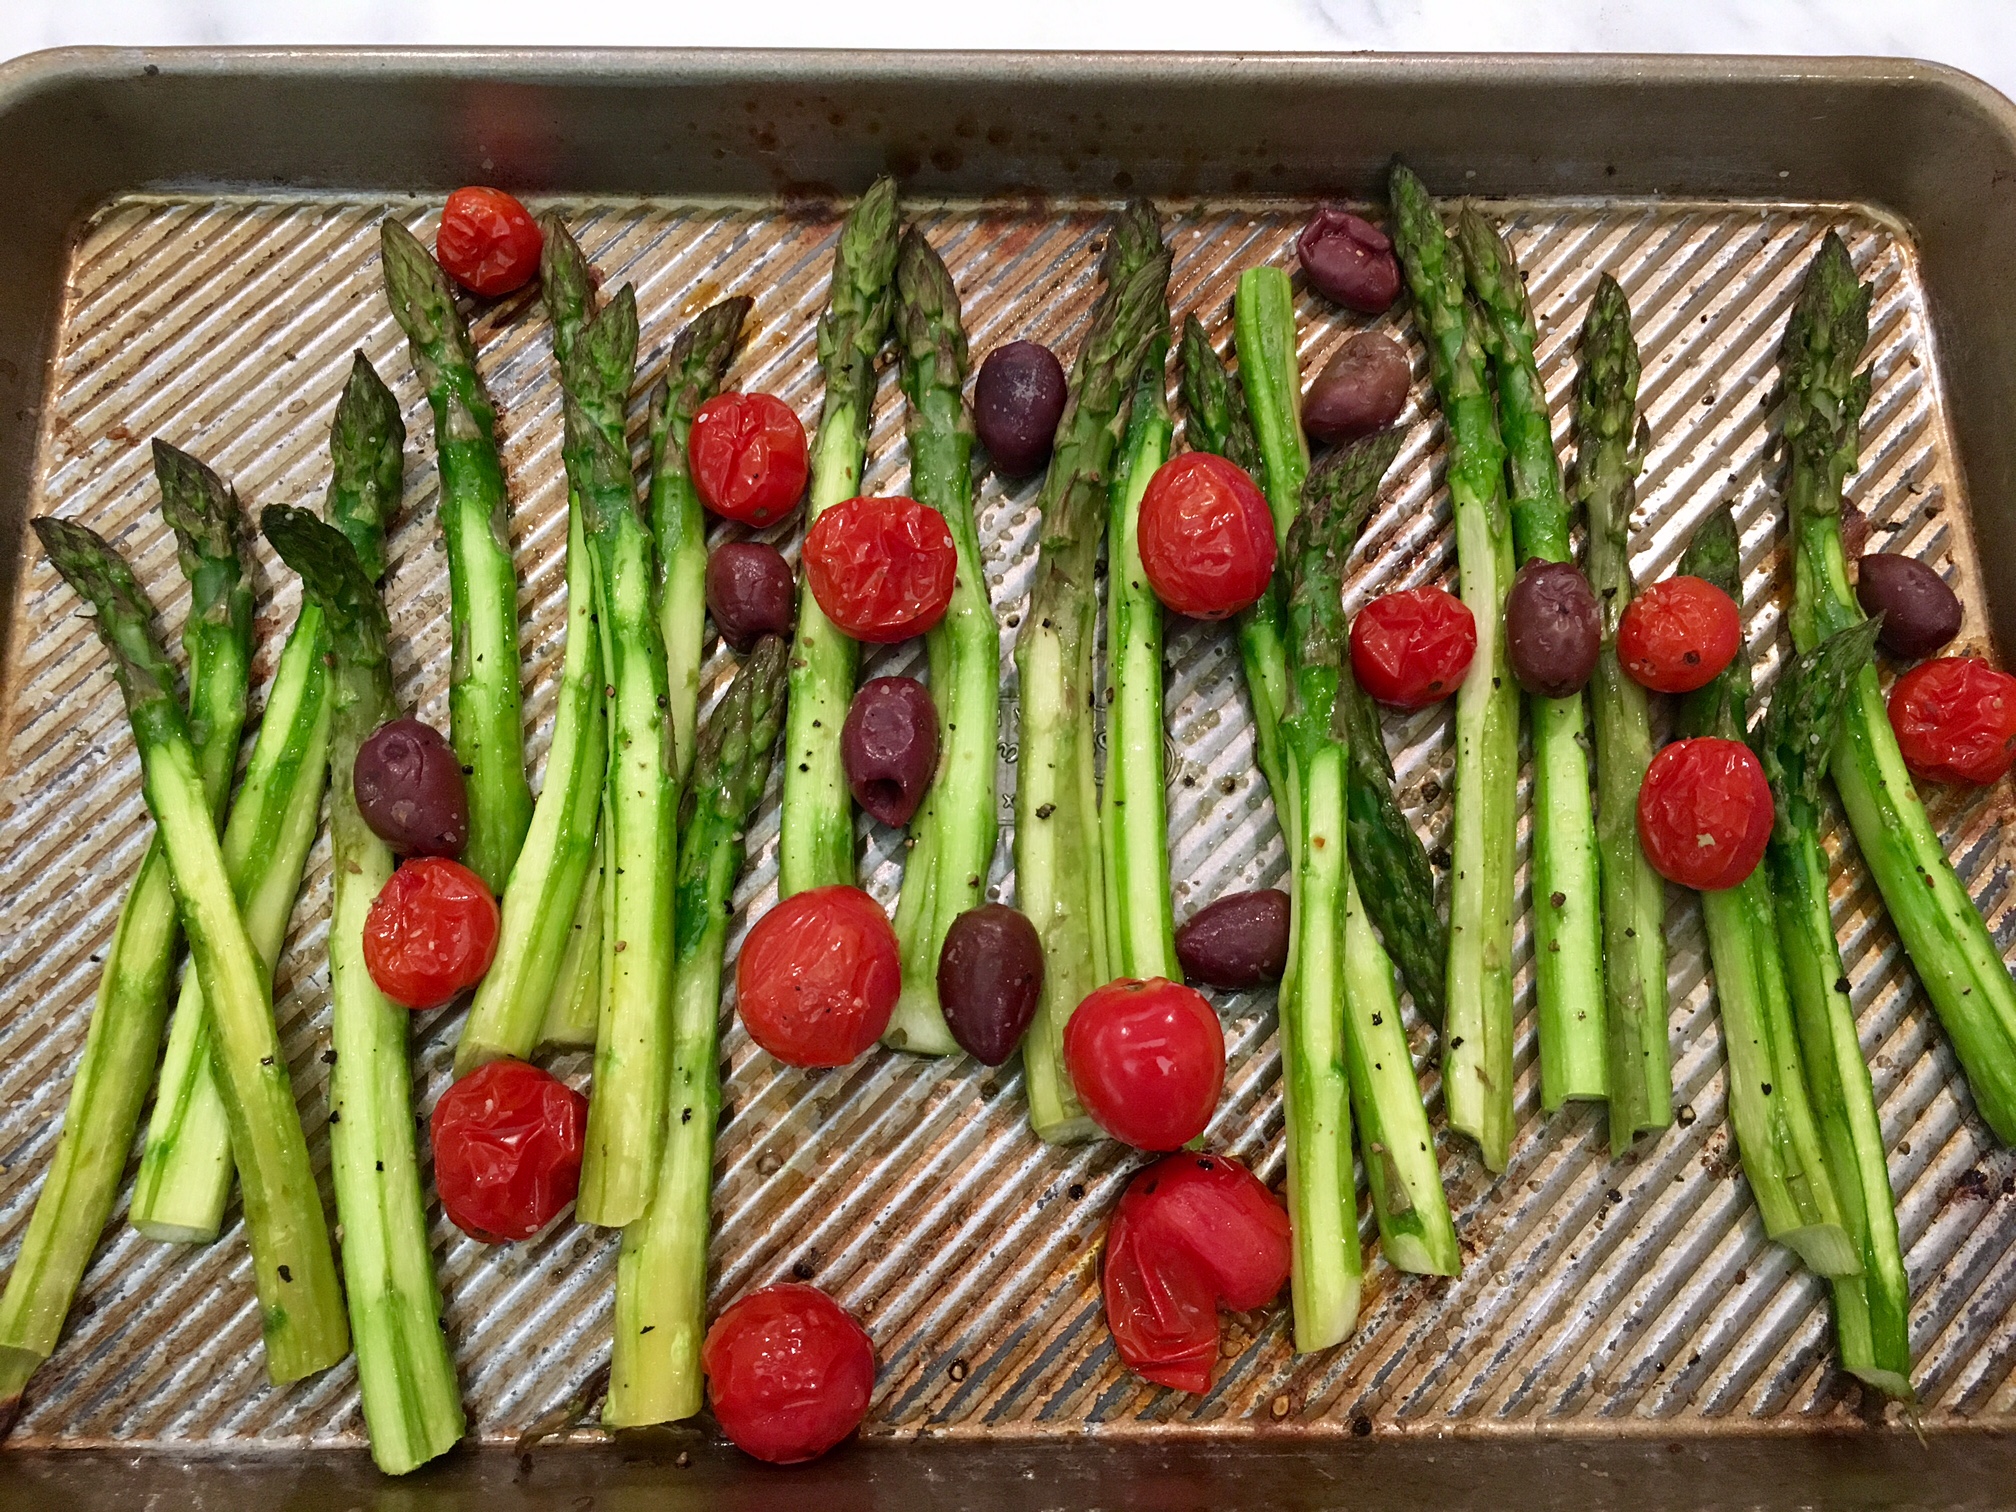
1,191,2010,1453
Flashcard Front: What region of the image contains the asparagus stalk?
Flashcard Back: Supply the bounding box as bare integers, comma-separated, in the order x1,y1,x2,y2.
381,217,532,893
606,635,789,1426
1459,208,1607,1109
780,177,901,897
1571,275,1673,1155
885,226,1005,1051
1390,164,1520,1171
0,444,256,1415
537,826,604,1050
1781,232,2016,1143
31,516,350,1383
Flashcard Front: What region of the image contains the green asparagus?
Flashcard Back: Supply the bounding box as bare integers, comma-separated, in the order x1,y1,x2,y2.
536,827,604,1050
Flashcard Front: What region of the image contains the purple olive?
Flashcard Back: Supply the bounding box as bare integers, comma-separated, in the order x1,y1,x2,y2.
1297,207,1402,315
706,541,796,652
936,904,1045,1064
974,341,1067,477
1175,889,1291,990
1505,560,1602,698
841,676,939,827
354,717,469,858
1857,553,1962,660
1303,332,1410,445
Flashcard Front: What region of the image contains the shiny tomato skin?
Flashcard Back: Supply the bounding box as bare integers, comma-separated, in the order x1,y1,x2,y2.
429,1059,587,1244
1063,978,1226,1151
1889,656,2016,785
737,885,901,1067
1636,736,1774,891
1137,454,1279,620
703,1283,876,1464
689,393,810,527
804,495,958,644
1618,575,1743,694
362,857,500,1009
1102,1153,1291,1393
434,187,544,297
1349,586,1478,710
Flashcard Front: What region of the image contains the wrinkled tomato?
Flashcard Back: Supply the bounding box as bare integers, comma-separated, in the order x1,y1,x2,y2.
1137,453,1278,620
803,495,958,644
689,393,810,527
703,1283,876,1464
1103,1153,1291,1394
1349,586,1477,709
1889,655,2016,786
429,1059,587,1244
1063,978,1225,1151
1636,736,1773,891
362,856,500,1009
1618,574,1742,694
737,885,901,1066
434,187,543,297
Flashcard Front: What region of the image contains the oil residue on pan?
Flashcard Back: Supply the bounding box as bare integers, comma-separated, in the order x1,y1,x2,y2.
0,194,2009,1450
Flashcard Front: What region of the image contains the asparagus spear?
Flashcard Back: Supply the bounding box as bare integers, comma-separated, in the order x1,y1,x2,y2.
1390,164,1520,1171
1760,615,1912,1397
31,516,350,1384
1016,201,1170,1142
1459,208,1607,1109
1572,275,1673,1154
885,226,1005,1050
0,444,256,1417
606,635,789,1426
1781,232,2016,1143
780,177,901,897
381,217,532,893
536,828,604,1050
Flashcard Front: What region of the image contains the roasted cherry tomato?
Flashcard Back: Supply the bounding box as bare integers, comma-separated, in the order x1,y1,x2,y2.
804,495,958,644
1137,453,1279,621
1889,655,2016,786
1349,586,1477,710
1063,978,1226,1151
737,885,901,1066
434,187,544,297
703,1283,876,1464
429,1059,586,1244
362,856,500,1009
1636,736,1773,891
1103,1153,1291,1394
1617,574,1742,694
689,393,810,527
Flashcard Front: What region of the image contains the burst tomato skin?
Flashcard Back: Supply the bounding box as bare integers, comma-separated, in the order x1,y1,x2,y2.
1889,656,2016,785
1063,978,1226,1151
737,885,901,1066
429,1059,587,1244
1137,454,1279,620
703,1283,876,1464
362,856,500,1009
689,393,810,527
1102,1153,1291,1394
434,187,544,297
803,495,958,644
1618,575,1743,694
1636,736,1773,891
1349,587,1477,709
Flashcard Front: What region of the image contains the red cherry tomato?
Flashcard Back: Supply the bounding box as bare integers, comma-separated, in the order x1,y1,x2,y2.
1137,454,1279,621
1636,736,1773,891
703,1283,876,1464
1102,1153,1291,1394
1349,587,1477,710
689,393,810,527
804,495,958,644
1889,656,2016,786
1063,978,1226,1151
362,856,500,1009
429,1059,587,1244
434,187,544,298
737,885,901,1066
1618,575,1743,694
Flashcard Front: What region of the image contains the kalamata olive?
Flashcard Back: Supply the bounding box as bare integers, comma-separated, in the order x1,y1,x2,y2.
1303,332,1410,445
974,341,1067,477
1296,207,1402,315
1174,889,1291,990
706,541,796,652
841,677,939,827
1857,552,1962,660
354,717,469,858
937,904,1044,1064
1505,560,1602,698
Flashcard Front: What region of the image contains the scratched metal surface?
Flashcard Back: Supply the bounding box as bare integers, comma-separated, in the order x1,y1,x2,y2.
2,190,2013,1455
